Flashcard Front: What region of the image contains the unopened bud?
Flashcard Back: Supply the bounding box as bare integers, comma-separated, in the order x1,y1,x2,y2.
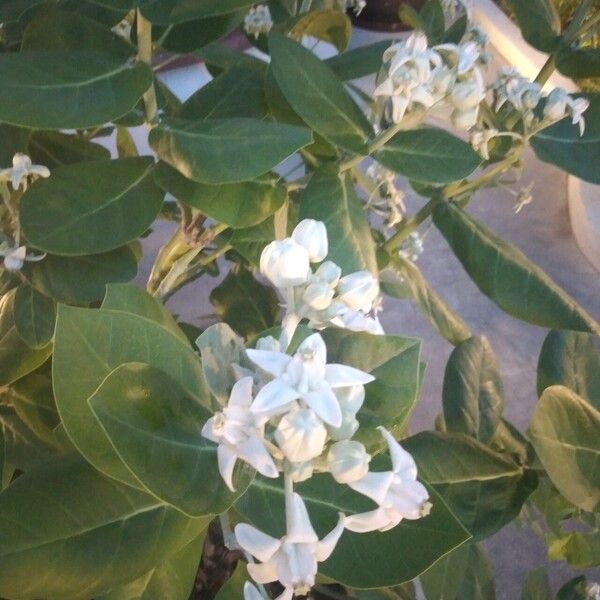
328,440,371,484
292,219,328,263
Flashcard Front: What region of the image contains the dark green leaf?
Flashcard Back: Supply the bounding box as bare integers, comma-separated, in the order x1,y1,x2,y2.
420,543,471,600
288,9,352,52
456,544,496,600
507,0,561,52
324,40,392,81
229,217,276,266
556,47,600,79
442,336,504,443
443,14,468,44
28,131,111,168
557,576,589,600
433,201,600,333
299,166,378,275
375,128,481,184
269,32,372,154
529,385,600,512
13,284,56,348
0,124,31,165
419,0,445,45
0,454,209,600
149,117,312,184
23,246,138,304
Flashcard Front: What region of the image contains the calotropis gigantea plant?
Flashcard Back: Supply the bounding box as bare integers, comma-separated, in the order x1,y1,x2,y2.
0,0,599,598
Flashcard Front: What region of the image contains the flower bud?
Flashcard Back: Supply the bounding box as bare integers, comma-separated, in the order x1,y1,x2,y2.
288,459,315,483
452,107,479,130
337,271,379,312
3,246,26,271
292,219,328,263
336,385,365,415
260,239,310,288
303,282,334,311
327,440,371,484
544,88,569,121
315,260,342,287
450,81,485,110
275,408,327,462
327,412,360,441
256,335,280,352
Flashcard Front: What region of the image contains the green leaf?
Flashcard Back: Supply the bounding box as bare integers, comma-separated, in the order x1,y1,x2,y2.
321,329,422,448
324,40,392,81
195,42,267,76
299,166,378,275
21,158,163,256
89,362,252,516
549,531,600,569
455,544,496,600
433,201,600,333
150,117,312,184
102,283,189,344
101,532,205,599
116,126,139,158
404,431,535,540
269,32,372,154
53,305,208,487
531,94,600,184
442,336,504,444
229,217,276,266
288,9,352,52
180,63,268,120
0,52,152,129
0,290,52,386
375,128,481,184
381,258,471,345
28,130,111,168
155,162,285,228
537,331,600,407
23,246,138,304
420,543,471,600
443,14,468,44
0,123,31,166
215,561,248,600
419,0,445,45
210,266,280,340
522,566,552,600
0,454,209,600
507,0,561,52
556,47,600,79
236,475,470,588
529,385,600,512
557,576,589,600
13,284,56,349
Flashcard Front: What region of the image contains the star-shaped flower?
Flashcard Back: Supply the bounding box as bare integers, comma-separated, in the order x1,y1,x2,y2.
0,153,50,191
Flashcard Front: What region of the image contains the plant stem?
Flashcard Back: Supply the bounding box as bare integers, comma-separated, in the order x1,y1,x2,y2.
284,469,294,533
382,199,437,252
137,10,158,124
534,55,556,87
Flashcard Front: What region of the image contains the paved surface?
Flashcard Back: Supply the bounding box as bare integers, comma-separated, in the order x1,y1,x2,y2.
132,29,600,599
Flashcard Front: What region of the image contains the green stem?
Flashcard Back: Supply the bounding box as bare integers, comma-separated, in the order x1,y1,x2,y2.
383,199,438,252
534,55,556,87
137,10,158,124
147,228,189,294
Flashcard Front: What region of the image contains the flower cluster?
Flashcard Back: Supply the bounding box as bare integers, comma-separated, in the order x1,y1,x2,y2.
243,4,273,39
202,219,431,599
260,219,384,338
365,162,407,229
374,32,486,129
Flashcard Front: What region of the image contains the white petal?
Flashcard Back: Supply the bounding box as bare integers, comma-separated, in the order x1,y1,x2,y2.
235,524,281,563
217,444,238,492
344,508,392,533
201,416,219,443
388,480,430,519
246,349,291,377
379,427,417,478
251,378,299,416
239,435,279,479
349,471,394,505
315,513,345,561
248,560,279,584
244,581,264,600
325,364,374,388
302,388,342,428
229,377,254,408
286,492,319,544
297,333,327,365
374,78,395,97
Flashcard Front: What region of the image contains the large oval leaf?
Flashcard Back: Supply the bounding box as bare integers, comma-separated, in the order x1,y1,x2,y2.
269,32,372,154
28,131,111,168
529,385,600,513
155,162,285,228
13,284,56,348
0,454,208,600
375,128,481,184
433,202,600,334
299,165,378,275
89,362,252,517
21,158,163,255
53,306,209,487
507,0,561,52
149,117,312,184
23,246,138,304
236,473,470,588
0,51,152,129
324,40,392,81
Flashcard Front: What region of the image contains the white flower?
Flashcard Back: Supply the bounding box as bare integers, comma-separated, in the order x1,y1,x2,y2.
568,96,590,135
288,458,316,483
303,281,334,311
0,153,50,191
201,377,278,491
244,4,273,39
435,42,480,75
337,271,379,312
398,231,424,263
275,407,328,462
0,244,45,271
244,582,264,600
247,332,374,428
292,219,328,263
314,261,341,287
328,440,371,484
235,493,345,598
340,309,385,335
260,239,310,289
470,128,499,160
345,427,431,533
328,385,365,441
256,335,281,352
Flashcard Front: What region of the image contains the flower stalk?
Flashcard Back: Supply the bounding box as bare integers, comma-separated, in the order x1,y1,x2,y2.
136,10,158,125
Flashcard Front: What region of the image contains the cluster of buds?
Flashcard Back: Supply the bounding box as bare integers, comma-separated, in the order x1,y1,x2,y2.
374,32,486,130
493,68,589,134
202,219,431,599
243,4,273,39
365,162,407,229
260,219,384,337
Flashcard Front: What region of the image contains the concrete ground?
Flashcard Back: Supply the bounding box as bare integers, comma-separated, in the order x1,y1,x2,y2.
132,27,600,600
